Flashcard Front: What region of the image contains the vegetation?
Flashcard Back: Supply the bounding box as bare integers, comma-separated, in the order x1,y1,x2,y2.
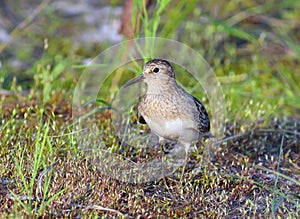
0,0,299,217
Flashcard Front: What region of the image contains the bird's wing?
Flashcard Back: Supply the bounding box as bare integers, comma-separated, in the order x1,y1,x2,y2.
138,113,147,124
191,96,210,134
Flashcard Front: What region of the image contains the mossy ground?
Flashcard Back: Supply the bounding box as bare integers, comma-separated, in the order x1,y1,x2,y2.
0,0,299,218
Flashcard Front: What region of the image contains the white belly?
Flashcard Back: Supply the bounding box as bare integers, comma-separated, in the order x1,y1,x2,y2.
144,117,183,141
144,116,200,144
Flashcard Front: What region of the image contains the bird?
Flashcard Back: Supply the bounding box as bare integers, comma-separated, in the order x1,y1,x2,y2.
124,59,211,178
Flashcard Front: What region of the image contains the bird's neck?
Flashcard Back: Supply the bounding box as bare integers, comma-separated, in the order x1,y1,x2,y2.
145,78,178,94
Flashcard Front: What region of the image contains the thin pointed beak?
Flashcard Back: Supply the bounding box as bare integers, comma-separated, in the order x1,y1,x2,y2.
124,74,145,88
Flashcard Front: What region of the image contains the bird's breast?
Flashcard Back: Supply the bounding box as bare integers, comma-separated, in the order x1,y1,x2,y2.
138,94,181,120
138,94,196,141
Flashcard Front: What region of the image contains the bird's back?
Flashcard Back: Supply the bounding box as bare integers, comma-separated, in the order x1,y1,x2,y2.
175,86,210,135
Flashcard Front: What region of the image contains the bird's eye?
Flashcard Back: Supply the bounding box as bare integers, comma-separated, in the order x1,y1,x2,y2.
153,67,160,73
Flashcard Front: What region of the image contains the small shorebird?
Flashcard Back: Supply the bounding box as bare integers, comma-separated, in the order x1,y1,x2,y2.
124,59,211,177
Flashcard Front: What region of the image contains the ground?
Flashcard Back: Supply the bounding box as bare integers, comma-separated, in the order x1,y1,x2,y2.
0,0,300,218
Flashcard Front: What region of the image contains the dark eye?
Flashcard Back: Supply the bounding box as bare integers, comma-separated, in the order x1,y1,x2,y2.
153,67,160,73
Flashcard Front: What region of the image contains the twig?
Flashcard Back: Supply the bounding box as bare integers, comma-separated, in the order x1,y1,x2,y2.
74,204,125,217
254,128,300,136
36,159,60,202
50,129,87,138
7,194,35,201
212,131,253,146
0,89,29,96
212,128,300,146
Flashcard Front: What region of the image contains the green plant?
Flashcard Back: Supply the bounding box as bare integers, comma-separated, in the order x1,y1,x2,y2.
11,119,64,217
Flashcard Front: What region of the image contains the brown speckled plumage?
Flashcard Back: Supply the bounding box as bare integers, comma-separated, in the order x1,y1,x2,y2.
125,59,211,152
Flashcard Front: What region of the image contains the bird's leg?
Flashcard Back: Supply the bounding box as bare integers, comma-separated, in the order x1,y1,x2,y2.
158,137,167,178
180,143,190,183
159,137,166,154
159,137,174,194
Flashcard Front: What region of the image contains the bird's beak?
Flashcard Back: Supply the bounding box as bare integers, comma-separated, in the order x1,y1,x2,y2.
124,74,145,88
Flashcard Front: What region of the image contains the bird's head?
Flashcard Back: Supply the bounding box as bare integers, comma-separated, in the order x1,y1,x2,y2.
124,59,175,88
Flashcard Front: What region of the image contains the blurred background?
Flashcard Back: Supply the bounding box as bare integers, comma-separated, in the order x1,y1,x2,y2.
1,0,299,121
